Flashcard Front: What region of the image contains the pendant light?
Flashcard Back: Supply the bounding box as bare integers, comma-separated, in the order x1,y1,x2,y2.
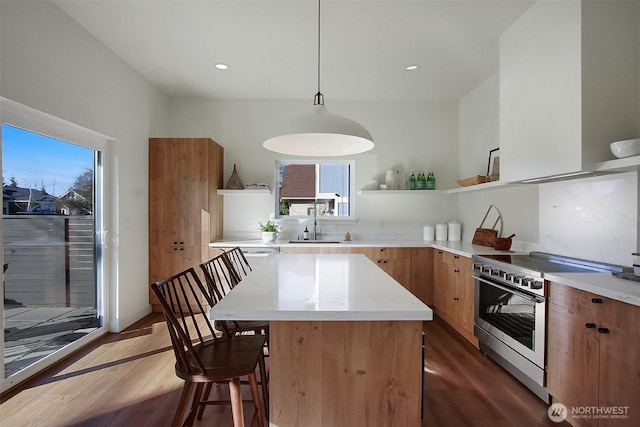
263,0,374,156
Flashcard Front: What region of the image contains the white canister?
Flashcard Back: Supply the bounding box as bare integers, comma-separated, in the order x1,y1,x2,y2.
423,225,435,241
448,221,461,242
435,223,448,241
385,170,396,190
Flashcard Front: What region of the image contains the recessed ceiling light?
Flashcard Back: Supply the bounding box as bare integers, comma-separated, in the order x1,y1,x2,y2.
215,63,229,70
405,65,419,71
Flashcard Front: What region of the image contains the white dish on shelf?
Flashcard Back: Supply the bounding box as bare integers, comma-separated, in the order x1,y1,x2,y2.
610,138,640,158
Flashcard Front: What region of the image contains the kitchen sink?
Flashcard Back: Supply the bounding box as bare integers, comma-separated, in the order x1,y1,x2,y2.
288,240,341,244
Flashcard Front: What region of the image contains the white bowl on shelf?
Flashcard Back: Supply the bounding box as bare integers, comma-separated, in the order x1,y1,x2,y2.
610,138,640,159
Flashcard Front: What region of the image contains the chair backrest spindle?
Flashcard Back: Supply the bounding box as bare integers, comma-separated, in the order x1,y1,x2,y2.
150,267,220,376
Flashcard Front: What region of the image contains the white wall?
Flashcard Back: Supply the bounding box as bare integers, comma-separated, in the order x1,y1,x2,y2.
1,0,171,331
458,75,540,248
458,73,500,179
169,98,460,240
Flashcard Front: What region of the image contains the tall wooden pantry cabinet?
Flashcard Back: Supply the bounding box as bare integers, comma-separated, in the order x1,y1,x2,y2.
148,138,224,312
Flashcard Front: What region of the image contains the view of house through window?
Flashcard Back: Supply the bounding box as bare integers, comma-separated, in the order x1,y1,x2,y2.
276,160,354,219
2,124,102,379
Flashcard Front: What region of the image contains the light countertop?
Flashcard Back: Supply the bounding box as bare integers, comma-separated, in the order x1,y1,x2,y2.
545,272,640,307
209,253,433,321
209,239,522,258
210,239,640,307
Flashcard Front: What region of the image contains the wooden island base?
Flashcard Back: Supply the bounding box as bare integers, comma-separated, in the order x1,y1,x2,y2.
270,320,423,427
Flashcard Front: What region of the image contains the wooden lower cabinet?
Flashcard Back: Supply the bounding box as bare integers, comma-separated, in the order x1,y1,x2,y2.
270,320,423,426
547,282,640,427
410,247,432,305
433,249,477,347
350,247,411,291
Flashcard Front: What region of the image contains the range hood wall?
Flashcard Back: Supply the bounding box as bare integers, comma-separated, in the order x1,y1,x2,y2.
499,0,640,184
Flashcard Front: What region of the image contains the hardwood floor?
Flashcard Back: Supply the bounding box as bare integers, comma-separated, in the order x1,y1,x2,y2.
1,313,567,426
423,318,568,427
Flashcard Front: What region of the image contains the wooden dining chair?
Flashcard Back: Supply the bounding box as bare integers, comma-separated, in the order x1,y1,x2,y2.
199,253,269,345
224,247,252,283
150,267,268,427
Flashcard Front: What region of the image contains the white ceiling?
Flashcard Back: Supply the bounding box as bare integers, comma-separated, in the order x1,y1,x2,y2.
53,0,534,101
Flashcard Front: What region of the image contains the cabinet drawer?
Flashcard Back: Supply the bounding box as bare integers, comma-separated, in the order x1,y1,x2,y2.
442,251,472,270
549,282,640,335
351,247,408,259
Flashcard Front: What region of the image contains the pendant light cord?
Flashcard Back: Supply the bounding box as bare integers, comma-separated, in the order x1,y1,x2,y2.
314,0,324,106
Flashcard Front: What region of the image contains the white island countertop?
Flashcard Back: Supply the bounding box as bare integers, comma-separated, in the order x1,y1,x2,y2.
209,253,433,321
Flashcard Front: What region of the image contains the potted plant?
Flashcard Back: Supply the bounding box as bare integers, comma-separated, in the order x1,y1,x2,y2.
258,220,279,243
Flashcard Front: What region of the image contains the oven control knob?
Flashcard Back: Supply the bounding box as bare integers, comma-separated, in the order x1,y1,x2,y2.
503,272,513,281
521,277,532,287
473,263,482,271
513,275,524,285
482,265,492,273
530,280,543,290
491,268,501,276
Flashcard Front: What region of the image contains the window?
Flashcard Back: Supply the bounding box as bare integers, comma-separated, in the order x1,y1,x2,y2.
1,98,110,391
275,159,355,220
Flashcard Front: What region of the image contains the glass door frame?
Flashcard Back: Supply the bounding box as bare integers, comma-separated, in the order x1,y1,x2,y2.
0,97,113,392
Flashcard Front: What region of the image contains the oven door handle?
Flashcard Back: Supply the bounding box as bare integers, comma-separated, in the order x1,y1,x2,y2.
474,276,545,304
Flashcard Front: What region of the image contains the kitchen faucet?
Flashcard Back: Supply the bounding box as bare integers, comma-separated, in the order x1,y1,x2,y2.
312,198,317,240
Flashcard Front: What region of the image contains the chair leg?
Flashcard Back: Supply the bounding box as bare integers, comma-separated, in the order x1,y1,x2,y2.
172,382,196,427
248,372,265,427
183,382,205,427
196,382,213,419
229,377,245,427
258,353,269,420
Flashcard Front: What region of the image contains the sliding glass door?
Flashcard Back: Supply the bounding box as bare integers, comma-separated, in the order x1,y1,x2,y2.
1,103,109,390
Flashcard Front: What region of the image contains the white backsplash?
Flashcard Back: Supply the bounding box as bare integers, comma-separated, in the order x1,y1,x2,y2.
539,171,638,266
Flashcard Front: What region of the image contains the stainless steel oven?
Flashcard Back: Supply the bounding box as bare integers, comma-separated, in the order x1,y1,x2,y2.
472,257,548,402
472,252,628,404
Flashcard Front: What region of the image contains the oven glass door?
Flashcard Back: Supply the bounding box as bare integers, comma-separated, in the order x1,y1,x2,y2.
474,275,546,368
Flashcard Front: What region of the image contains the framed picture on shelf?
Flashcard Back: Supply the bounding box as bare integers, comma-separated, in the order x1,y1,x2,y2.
487,148,500,182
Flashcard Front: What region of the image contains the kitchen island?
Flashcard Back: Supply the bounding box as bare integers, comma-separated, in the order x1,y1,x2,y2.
209,253,433,426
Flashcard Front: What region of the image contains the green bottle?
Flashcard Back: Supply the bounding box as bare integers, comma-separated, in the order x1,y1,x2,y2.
409,172,416,190
417,171,426,190
426,171,435,190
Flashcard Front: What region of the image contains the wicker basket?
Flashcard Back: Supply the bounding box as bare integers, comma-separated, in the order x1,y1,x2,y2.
456,175,488,187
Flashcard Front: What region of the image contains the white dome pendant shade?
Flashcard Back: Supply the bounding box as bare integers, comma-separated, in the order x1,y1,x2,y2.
263,100,374,157
262,0,374,157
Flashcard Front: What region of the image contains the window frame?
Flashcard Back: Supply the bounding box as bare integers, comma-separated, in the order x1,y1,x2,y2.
274,159,357,222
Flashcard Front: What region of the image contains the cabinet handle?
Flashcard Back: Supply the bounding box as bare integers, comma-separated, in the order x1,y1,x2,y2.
453,269,460,273
438,250,443,254
585,323,596,329
591,298,603,304
454,255,460,259
597,327,610,334
173,241,178,245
